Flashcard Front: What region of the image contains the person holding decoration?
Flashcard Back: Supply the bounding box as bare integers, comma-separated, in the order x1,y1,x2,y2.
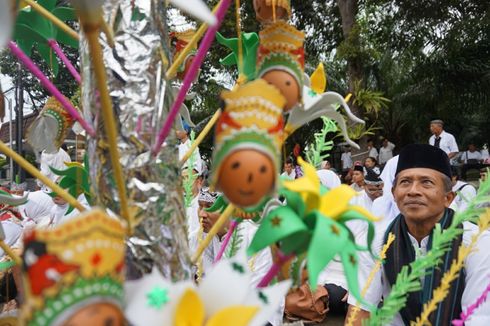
346,144,490,325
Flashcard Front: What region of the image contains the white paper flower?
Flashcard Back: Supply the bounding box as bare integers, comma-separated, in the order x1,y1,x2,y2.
125,254,290,325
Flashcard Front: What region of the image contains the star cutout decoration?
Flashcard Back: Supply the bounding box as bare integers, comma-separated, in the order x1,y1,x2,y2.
146,286,169,309
331,225,340,235
216,32,259,82
232,262,245,274
258,291,269,305
270,216,282,227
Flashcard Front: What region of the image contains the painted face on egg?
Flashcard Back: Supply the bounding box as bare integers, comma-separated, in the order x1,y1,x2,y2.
253,0,288,23
261,70,300,111
217,149,275,208
63,303,123,326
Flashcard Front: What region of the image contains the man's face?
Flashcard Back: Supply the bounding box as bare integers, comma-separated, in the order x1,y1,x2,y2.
198,201,226,235
365,183,383,201
175,130,188,141
285,163,293,174
382,139,388,147
392,168,454,223
468,144,476,152
52,195,67,206
352,170,364,184
430,123,442,135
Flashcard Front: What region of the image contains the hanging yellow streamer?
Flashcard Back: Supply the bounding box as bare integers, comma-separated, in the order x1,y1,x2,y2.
345,233,396,326
196,216,205,283
235,0,245,84
412,210,490,326
191,204,235,264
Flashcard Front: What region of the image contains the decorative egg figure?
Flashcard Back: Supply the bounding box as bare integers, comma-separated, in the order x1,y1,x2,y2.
261,69,300,112
257,21,305,112
212,79,286,209
253,0,290,23
62,303,124,326
217,149,275,208
170,29,198,80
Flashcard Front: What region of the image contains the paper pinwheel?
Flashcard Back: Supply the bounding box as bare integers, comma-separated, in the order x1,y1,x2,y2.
125,254,290,326
248,157,378,302
216,32,259,82
48,157,92,214
14,0,78,76
285,63,365,149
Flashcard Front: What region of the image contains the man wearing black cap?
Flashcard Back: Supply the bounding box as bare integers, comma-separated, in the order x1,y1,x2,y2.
351,165,365,192
346,144,490,325
429,119,459,159
350,168,383,213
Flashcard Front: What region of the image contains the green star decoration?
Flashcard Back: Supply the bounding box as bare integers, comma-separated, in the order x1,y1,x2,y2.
146,286,169,309
232,262,245,274
271,216,282,227
258,291,269,304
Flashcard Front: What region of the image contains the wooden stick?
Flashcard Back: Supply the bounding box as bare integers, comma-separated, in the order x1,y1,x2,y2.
82,26,130,225
0,241,21,266
180,109,221,165
100,19,115,48
0,141,85,212
23,0,79,41
165,2,221,80
191,204,235,263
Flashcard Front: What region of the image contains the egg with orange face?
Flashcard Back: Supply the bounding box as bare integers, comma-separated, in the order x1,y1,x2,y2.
217,149,276,208
261,70,300,112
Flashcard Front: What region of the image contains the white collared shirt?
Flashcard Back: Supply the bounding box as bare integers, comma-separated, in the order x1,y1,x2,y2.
281,170,296,180
348,221,490,325
429,130,459,155
379,142,395,165
461,151,483,163
368,147,379,159
452,181,477,212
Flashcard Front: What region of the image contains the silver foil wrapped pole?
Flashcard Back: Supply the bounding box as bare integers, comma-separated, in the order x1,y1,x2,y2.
79,0,191,280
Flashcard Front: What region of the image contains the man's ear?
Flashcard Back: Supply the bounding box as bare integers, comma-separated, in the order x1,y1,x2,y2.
445,191,456,207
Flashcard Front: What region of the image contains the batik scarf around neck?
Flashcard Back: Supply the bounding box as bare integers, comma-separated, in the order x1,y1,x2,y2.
383,208,465,325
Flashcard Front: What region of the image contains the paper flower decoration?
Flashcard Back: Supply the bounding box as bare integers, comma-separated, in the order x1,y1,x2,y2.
216,32,259,82
125,254,291,326
27,96,76,153
248,157,378,302
48,157,92,214
168,0,217,26
20,209,126,325
14,0,78,76
285,63,365,149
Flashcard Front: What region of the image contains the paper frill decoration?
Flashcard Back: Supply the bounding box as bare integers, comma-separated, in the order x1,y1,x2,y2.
168,0,217,26
285,63,364,149
27,96,76,154
247,157,379,303
125,253,291,326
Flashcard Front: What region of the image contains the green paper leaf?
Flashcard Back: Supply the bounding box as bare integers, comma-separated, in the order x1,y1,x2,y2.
339,241,366,306
247,206,308,256
306,212,349,287
206,195,228,213
216,32,259,81
51,7,77,21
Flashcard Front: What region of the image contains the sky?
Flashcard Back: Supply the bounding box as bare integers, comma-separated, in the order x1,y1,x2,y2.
1,73,34,122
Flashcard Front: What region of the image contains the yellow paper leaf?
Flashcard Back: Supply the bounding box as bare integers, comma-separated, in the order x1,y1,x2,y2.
206,306,259,326
310,62,326,94
175,289,205,326
349,205,380,222
283,157,321,211
318,185,357,218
